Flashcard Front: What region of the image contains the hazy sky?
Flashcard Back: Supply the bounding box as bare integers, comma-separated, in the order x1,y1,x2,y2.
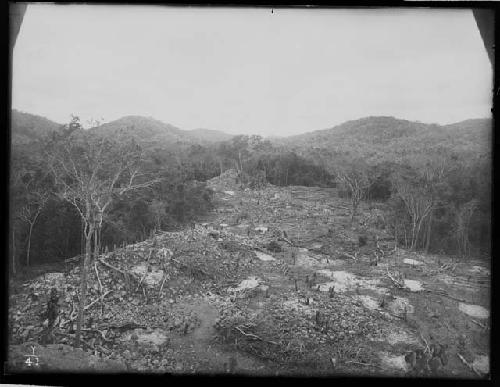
12,5,492,136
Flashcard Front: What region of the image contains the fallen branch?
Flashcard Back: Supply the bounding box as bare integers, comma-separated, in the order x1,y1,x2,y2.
84,290,112,311
234,326,278,345
278,237,295,246
423,289,467,303
158,275,168,296
457,353,482,377
343,252,357,260
98,258,127,276
93,261,103,295
135,272,147,292
98,258,142,286
470,319,488,330
59,291,112,328
418,332,430,354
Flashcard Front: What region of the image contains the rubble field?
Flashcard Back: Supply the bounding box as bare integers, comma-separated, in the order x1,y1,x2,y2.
8,170,490,377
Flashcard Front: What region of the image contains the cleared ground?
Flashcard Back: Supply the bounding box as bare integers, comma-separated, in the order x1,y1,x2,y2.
8,172,490,377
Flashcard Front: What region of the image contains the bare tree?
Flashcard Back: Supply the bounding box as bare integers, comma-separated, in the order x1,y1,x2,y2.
11,157,50,268
392,155,449,250
454,199,479,258
335,162,371,225
392,177,434,250
45,117,160,345
18,188,49,267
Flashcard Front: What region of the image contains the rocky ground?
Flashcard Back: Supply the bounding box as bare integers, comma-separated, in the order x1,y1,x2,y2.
7,170,490,377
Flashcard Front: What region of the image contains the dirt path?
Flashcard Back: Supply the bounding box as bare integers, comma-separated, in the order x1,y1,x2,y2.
168,300,268,374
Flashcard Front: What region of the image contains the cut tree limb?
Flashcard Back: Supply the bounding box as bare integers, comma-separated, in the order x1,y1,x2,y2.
457,353,482,377
423,289,467,303
84,290,112,311
234,326,278,345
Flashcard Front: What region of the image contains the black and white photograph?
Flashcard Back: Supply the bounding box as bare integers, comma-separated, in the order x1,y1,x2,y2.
6,3,493,379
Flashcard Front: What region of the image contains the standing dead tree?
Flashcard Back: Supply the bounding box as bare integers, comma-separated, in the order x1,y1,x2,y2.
454,199,479,258
45,117,160,346
18,187,49,267
335,162,371,225
10,156,50,268
391,156,449,251
392,178,434,250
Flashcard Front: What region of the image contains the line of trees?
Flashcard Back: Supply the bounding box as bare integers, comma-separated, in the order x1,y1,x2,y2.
315,147,490,257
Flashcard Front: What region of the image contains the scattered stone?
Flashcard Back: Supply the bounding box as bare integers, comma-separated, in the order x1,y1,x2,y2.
254,251,275,262
229,277,260,292
403,279,423,292
379,352,409,372
458,303,489,319
316,270,383,293
472,355,489,375
130,264,164,286
352,295,379,310
403,259,423,266
469,266,490,275
387,296,414,315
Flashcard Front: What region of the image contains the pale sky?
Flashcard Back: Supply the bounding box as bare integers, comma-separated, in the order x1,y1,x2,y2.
12,5,492,136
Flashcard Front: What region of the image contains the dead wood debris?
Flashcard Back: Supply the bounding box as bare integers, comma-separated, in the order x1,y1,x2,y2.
457,353,482,377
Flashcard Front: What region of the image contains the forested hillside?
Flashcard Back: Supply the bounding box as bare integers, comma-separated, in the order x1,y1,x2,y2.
279,116,491,162
9,111,490,274
11,110,63,144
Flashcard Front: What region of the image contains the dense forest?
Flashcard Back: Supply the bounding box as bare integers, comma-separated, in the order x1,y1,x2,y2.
9,110,491,276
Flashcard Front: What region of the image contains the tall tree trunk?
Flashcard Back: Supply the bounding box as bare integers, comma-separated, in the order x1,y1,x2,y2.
425,211,433,253
415,217,424,250
76,225,93,346
394,222,398,249
81,219,84,257
93,226,99,260
26,222,34,267
410,217,418,250
403,225,408,248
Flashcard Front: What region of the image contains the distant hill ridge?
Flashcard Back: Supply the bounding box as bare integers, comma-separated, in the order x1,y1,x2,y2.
11,110,491,157
276,115,491,161
10,111,234,147
11,109,63,144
